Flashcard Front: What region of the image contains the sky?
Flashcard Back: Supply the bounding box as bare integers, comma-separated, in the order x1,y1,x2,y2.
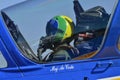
1,0,117,54
0,0,26,10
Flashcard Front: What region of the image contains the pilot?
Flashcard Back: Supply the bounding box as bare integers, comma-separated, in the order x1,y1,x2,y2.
37,15,78,62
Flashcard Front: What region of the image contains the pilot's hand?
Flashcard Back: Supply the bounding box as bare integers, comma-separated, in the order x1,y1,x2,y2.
37,48,46,61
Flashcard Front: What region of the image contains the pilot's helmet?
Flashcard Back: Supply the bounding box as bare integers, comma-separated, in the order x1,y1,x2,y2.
46,15,74,43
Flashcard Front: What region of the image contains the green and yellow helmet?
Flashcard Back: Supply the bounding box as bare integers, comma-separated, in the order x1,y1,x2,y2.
46,15,74,43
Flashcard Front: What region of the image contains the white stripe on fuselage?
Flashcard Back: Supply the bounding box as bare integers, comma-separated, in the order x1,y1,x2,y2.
98,76,120,80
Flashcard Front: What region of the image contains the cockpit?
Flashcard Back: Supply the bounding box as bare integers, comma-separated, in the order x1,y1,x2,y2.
1,0,117,63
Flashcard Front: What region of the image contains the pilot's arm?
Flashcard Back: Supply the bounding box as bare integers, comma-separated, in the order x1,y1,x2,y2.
37,35,55,61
